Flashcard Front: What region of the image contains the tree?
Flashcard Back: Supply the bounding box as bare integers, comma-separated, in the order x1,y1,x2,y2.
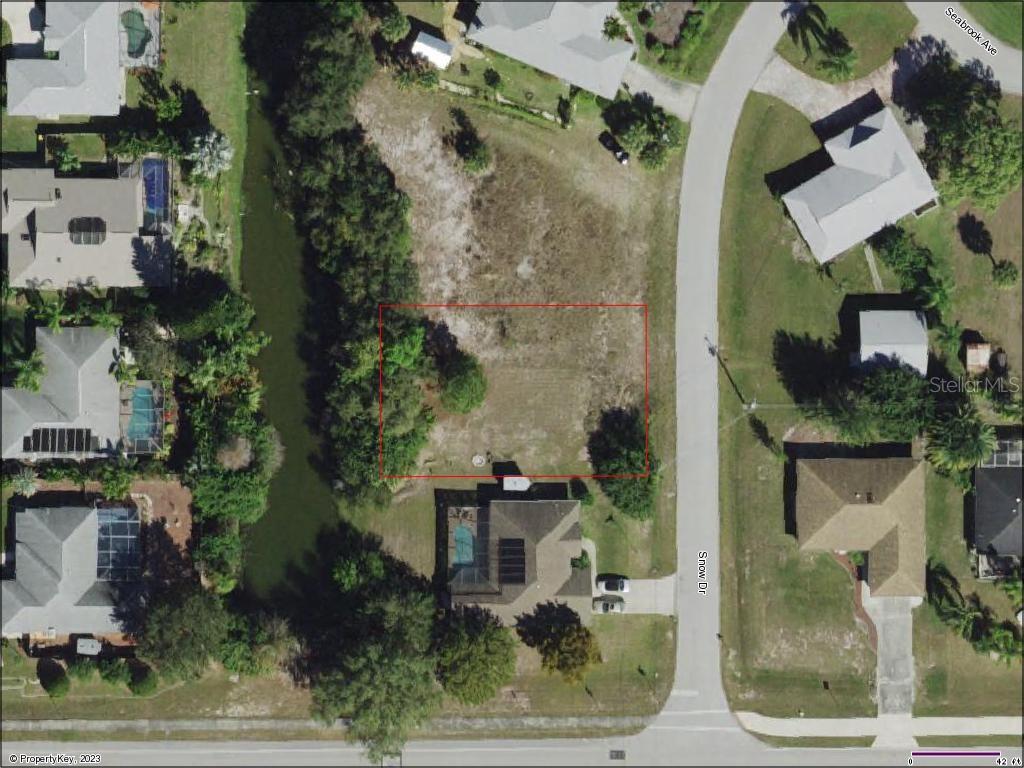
137,585,231,681
99,460,135,500
603,15,628,40
483,67,502,90
516,602,600,683
992,259,1019,288
34,294,69,333
194,525,243,593
12,351,45,392
40,664,71,699
128,663,159,696
447,108,491,174
311,592,440,762
379,6,410,44
11,467,38,497
439,350,487,413
49,137,81,173
916,271,954,317
436,608,516,705
588,407,657,519
185,129,234,180
155,92,183,123
926,403,997,473
191,469,270,524
935,320,964,363
602,94,684,170
817,47,856,81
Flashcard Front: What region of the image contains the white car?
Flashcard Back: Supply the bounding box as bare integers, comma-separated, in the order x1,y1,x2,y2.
597,575,630,595
593,596,625,614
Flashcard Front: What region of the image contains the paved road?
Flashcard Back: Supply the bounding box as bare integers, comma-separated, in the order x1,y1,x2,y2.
905,2,1023,94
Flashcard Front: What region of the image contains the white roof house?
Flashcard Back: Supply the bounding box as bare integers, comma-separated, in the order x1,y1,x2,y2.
412,31,453,70
783,107,938,264
2,167,170,289
5,2,123,118
858,310,929,375
467,2,633,99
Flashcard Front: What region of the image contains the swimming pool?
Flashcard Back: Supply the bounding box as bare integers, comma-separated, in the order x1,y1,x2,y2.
126,385,160,443
453,524,475,566
142,158,169,231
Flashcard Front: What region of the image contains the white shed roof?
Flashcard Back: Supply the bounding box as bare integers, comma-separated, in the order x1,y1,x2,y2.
412,31,453,69
858,310,929,375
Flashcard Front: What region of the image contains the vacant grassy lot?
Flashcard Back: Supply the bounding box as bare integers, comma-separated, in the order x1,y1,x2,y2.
776,1,916,81
964,1,1023,49
718,94,880,718
914,470,1022,716
159,2,248,281
624,2,748,84
353,74,680,583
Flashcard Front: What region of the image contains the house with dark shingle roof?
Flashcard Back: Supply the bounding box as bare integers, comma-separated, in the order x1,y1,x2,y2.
447,498,593,624
973,435,1022,579
793,456,926,597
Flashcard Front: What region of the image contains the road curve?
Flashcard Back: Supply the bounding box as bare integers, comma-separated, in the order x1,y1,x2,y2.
905,1,1023,93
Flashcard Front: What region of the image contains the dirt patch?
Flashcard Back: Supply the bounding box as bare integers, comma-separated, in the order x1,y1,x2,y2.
649,2,695,46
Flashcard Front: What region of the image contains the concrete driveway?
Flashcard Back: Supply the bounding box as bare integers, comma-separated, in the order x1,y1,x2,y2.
622,574,676,615
1,1,43,48
862,589,922,717
621,61,701,121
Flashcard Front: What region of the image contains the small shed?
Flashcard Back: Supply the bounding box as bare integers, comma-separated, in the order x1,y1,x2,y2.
76,637,102,656
411,31,453,70
966,341,992,374
502,476,531,492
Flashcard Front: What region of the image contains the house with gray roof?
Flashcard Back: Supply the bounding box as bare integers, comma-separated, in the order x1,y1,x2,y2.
467,2,633,99
2,505,141,638
5,2,123,118
2,327,121,461
973,435,1022,578
783,107,939,264
2,167,170,289
447,498,593,624
857,309,929,375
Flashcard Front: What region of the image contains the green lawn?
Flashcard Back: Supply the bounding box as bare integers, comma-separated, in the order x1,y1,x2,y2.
913,470,1022,716
776,1,917,81
623,2,748,85
159,2,248,282
0,113,39,154
964,1,1023,49
718,93,880,718
44,132,107,163
400,1,445,30
443,47,571,115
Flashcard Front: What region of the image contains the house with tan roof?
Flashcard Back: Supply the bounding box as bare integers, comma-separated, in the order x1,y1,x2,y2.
793,456,926,597
447,499,593,624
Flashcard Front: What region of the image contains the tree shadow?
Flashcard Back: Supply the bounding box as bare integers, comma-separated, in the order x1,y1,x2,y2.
131,236,172,287
515,600,582,649
771,329,846,404
957,213,994,260
781,1,830,61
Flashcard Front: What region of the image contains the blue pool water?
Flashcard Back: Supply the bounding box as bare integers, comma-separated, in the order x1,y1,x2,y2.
127,386,159,442
454,524,475,566
142,158,168,227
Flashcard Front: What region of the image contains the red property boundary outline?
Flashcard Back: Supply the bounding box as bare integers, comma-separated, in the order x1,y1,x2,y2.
378,302,650,480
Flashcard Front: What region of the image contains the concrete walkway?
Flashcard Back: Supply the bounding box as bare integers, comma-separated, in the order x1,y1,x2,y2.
622,61,701,121
737,712,1024,739
906,2,1022,94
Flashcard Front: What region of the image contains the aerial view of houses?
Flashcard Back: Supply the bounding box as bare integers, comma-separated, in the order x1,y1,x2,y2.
1,1,1021,765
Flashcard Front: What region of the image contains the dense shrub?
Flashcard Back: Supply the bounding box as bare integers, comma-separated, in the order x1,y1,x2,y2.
439,350,487,413
66,657,96,681
588,407,657,519
602,94,683,170
447,108,491,174
435,608,516,705
137,585,231,681
128,663,159,696
99,658,132,687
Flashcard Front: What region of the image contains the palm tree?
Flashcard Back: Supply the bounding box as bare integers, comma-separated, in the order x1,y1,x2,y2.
926,403,997,473
998,566,1023,610
13,351,46,391
950,594,988,642
11,467,39,498
783,1,830,61
980,624,1022,666
34,293,69,333
77,298,121,330
918,273,953,316
818,47,857,82
935,320,964,364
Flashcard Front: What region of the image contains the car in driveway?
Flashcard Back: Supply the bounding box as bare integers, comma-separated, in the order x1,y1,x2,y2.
597,575,630,594
593,595,625,614
598,131,630,165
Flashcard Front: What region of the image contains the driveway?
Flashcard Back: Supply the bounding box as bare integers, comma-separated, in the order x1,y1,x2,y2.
621,61,701,121
0,1,43,49
862,589,921,717
620,575,676,615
